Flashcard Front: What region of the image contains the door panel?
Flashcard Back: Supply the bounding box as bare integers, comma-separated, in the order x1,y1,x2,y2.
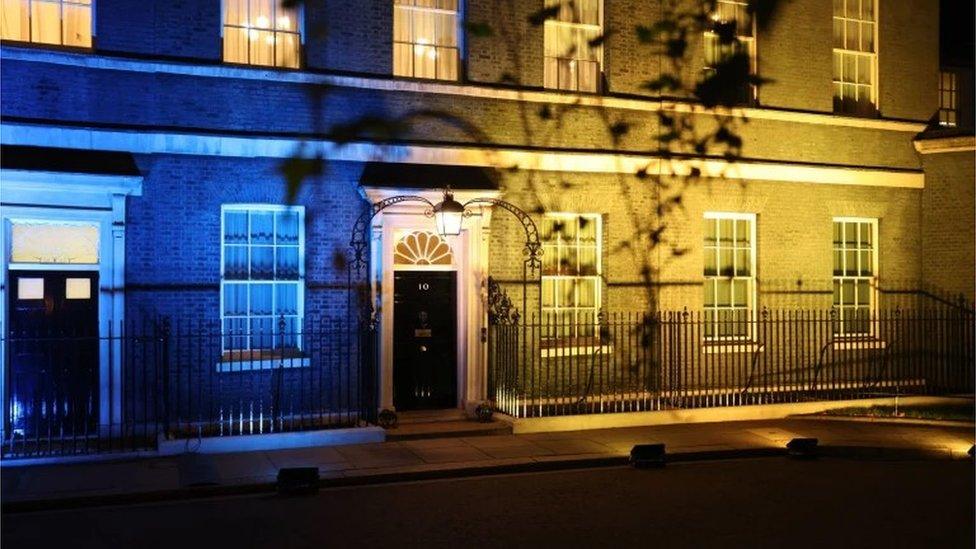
6,271,99,436
393,271,457,410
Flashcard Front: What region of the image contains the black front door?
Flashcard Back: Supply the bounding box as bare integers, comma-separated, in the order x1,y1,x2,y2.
393,271,457,410
6,271,99,436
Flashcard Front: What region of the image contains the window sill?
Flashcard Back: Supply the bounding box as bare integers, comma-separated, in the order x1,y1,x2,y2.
216,357,310,372
540,345,613,358
702,342,764,354
831,339,887,351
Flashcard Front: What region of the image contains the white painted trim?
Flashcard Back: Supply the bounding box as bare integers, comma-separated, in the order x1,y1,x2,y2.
0,45,929,132
362,186,499,413
913,135,976,154
156,425,384,455
831,339,887,350
702,342,763,354
503,395,964,434
215,358,311,372
0,170,143,439
219,203,306,356
1,123,926,188
540,345,613,358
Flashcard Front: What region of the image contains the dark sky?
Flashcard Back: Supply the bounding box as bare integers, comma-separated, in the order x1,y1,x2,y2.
941,0,975,67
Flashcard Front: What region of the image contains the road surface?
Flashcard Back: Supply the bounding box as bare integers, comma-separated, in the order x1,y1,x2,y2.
3,457,972,548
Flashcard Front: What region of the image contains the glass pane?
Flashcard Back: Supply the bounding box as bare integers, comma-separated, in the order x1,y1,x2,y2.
275,246,299,279
716,279,731,307
862,22,874,52
224,246,249,279
833,250,843,275
62,3,91,47
558,279,575,307
856,280,871,306
250,211,274,244
735,249,750,276
251,246,274,279
250,318,274,349
578,246,597,275
435,46,457,79
250,29,275,66
733,279,750,307
223,319,248,351
841,280,855,305
249,283,273,315
719,219,733,244
861,0,874,20
275,210,300,244
735,219,750,244
393,42,412,76
704,280,716,307
844,250,857,276
31,0,60,45
703,219,717,245
17,278,43,300
249,0,273,28
224,211,248,243
223,284,248,316
860,222,873,246
704,248,717,276
719,248,734,277
859,251,872,275
1,0,29,41
845,20,858,51
223,26,249,63
275,283,298,315
577,278,596,308
704,310,715,338
275,31,300,68
275,5,298,31
833,281,842,306
541,279,555,307
843,54,856,83
10,221,99,264
844,222,857,245
225,0,246,25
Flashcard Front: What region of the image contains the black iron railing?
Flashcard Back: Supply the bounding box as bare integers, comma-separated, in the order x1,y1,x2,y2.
488,308,975,418
1,317,377,459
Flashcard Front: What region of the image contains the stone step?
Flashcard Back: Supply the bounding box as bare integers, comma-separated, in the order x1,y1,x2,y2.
395,409,469,425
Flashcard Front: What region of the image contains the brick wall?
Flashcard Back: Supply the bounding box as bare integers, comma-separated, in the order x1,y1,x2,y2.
488,169,926,316
96,0,221,61
125,156,368,323
305,0,392,75
921,151,976,302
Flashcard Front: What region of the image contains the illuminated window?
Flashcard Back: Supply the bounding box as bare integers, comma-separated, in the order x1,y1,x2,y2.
939,71,958,127
1,0,92,47
832,218,877,336
9,221,99,264
832,0,877,115
223,0,301,69
393,0,459,80
221,205,304,354
703,213,755,340
543,0,602,93
703,0,756,104
541,213,601,339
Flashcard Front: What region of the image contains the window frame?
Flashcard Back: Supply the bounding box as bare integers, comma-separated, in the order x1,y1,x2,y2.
703,0,758,104
0,0,94,49
542,0,604,93
540,212,603,342
219,203,306,357
831,216,879,338
703,211,757,343
392,0,462,82
938,70,958,128
832,0,879,115
220,0,305,70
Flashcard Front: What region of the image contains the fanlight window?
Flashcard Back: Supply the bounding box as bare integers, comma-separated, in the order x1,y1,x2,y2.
394,231,453,265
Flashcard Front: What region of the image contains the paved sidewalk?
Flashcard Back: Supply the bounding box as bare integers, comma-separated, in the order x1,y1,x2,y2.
2,418,972,508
